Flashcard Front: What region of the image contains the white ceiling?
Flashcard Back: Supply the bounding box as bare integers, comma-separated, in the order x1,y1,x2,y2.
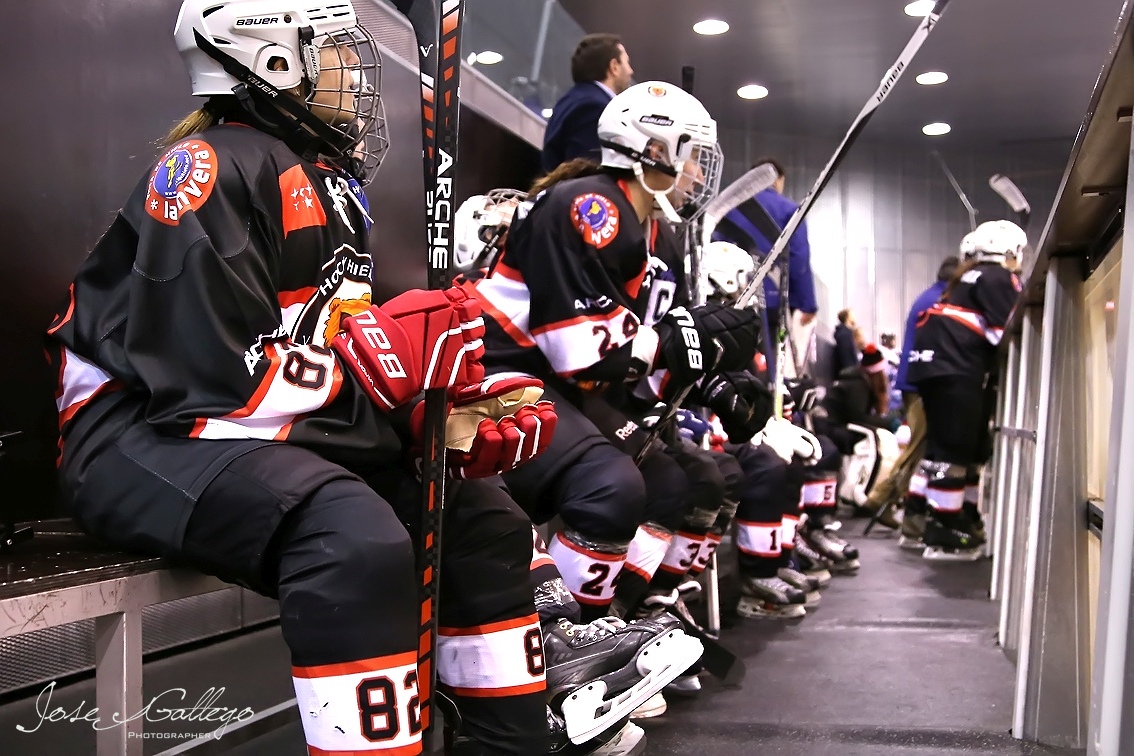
559,0,1127,147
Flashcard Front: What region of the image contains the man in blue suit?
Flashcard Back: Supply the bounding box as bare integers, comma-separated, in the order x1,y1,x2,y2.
714,159,819,379
540,33,634,173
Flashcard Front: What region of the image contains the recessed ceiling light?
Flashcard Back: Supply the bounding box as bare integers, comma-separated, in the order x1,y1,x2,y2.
474,51,503,65
466,52,477,65
737,84,769,100
904,0,936,16
922,122,951,136
541,108,553,118
693,19,729,35
915,71,949,85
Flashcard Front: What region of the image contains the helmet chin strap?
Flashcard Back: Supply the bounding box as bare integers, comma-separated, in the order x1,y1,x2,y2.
632,163,682,223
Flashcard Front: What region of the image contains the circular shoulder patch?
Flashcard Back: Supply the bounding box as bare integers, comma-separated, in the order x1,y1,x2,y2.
145,139,218,225
570,193,620,249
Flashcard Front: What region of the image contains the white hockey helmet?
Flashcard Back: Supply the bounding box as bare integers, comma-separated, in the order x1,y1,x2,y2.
597,81,722,224
700,241,755,303
453,189,527,273
174,0,388,182
959,220,1028,267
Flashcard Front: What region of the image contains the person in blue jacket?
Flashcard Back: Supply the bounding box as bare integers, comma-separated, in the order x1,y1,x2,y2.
540,33,634,173
714,159,818,379
862,255,959,528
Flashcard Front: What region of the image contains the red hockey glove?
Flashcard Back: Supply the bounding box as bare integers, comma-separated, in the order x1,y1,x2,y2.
448,401,558,479
410,374,557,478
331,287,485,411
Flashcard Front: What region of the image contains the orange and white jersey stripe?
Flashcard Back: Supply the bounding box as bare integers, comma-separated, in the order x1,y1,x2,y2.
736,520,782,557
547,532,626,606
437,614,546,698
292,651,421,756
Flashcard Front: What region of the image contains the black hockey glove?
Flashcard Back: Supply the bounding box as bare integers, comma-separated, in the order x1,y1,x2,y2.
655,303,761,391
692,371,775,443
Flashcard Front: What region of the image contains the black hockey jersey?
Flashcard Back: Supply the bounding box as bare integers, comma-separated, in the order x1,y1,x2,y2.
48,123,402,468
906,261,1021,382
474,173,660,385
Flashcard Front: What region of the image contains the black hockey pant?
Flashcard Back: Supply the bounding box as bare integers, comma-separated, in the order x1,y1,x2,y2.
62,418,548,756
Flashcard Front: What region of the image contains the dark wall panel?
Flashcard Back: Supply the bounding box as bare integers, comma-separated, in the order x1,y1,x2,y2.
0,0,536,519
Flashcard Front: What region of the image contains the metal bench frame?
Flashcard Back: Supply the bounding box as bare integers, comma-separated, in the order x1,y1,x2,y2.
0,568,227,756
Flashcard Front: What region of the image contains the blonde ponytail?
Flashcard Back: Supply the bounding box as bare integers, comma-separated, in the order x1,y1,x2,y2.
162,106,220,147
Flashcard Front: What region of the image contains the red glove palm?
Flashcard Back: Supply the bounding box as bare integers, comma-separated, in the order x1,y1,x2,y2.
331,287,485,411
410,374,558,479
447,401,558,479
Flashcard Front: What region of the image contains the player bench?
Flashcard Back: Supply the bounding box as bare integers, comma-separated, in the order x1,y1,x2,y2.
0,519,228,756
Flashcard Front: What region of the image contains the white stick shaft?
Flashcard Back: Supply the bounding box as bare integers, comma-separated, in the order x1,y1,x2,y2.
737,0,952,309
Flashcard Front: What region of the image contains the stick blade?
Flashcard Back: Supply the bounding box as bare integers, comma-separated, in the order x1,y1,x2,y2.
989,174,1030,213
701,162,780,249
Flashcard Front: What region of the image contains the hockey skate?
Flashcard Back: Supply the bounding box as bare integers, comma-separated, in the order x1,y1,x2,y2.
962,501,987,542
547,706,647,756
548,615,703,744
628,691,667,720
777,566,822,607
898,509,926,551
801,524,861,574
792,532,833,586
664,670,703,698
638,581,746,684
922,512,984,561
737,575,807,618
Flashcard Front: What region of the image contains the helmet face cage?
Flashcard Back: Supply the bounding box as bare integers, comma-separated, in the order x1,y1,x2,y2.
674,141,723,220
453,188,527,272
309,26,388,183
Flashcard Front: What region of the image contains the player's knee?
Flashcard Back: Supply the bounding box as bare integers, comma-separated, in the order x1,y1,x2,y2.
559,453,646,541
641,456,691,531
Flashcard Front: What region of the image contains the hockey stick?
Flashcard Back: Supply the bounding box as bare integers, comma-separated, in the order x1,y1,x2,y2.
395,0,464,737
737,0,954,309
989,173,1031,230
632,163,779,466
932,150,977,231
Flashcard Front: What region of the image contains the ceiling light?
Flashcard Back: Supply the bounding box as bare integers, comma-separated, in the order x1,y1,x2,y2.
541,108,553,118
466,52,477,65
693,19,729,35
904,0,935,16
915,71,948,85
922,122,951,136
737,84,769,100
474,51,503,65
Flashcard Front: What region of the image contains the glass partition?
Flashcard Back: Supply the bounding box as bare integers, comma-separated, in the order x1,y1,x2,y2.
1082,241,1122,503
462,0,586,118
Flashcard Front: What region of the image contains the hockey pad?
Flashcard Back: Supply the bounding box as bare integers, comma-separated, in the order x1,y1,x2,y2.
446,373,546,452
332,287,486,410
447,402,558,479
691,371,774,443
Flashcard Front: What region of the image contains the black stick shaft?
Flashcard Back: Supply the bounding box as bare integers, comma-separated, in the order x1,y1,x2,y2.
399,0,465,736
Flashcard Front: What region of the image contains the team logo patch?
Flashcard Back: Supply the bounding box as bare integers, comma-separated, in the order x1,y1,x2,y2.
647,84,668,97
146,139,217,225
571,193,620,249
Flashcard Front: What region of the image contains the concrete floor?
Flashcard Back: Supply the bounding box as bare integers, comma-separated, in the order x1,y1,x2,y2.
0,520,1084,755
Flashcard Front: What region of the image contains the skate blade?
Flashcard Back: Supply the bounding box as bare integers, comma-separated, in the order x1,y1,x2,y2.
832,558,861,573
562,631,702,744
804,569,832,587
897,535,925,551
804,591,822,607
736,597,808,619
921,546,983,562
